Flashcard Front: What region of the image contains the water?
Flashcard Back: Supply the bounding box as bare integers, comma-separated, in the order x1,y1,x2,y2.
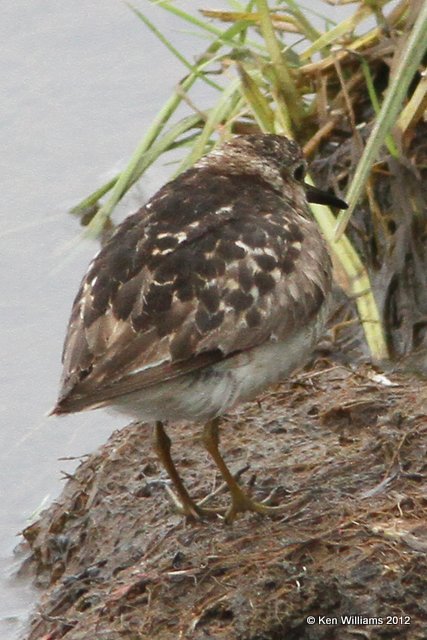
0,1,362,637
0,1,217,637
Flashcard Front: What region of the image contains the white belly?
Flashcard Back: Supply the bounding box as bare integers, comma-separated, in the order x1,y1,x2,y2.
110,314,323,423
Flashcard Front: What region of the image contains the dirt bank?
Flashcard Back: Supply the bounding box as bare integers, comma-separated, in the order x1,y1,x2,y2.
20,360,426,640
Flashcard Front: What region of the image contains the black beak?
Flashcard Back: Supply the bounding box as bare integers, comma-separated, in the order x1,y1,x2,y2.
305,183,348,210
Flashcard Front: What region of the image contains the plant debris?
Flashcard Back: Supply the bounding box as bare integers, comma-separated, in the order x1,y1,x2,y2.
20,361,427,639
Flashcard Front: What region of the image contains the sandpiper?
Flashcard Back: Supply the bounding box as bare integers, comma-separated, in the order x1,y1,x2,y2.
53,134,347,522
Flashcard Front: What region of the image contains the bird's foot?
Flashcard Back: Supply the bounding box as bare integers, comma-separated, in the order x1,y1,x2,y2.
166,464,252,520
224,486,286,524
163,484,223,520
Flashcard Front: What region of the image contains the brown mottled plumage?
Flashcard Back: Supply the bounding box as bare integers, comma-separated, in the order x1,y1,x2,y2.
53,134,347,521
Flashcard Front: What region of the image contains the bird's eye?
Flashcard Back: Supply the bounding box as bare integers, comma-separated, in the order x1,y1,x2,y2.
293,163,306,182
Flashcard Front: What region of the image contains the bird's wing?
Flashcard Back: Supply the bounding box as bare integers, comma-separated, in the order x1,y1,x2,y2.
55,170,329,413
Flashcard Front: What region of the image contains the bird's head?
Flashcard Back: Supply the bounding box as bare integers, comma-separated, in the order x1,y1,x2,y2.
196,134,348,210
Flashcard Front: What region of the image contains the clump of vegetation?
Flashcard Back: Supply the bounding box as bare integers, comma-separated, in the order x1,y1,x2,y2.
72,0,427,369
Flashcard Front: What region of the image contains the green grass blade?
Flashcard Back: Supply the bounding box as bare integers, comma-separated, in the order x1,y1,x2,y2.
131,113,203,176
281,0,320,41
396,72,427,135
177,78,242,173
300,4,379,60
360,57,399,159
255,0,302,129
128,4,222,91
335,0,427,239
152,0,264,52
237,64,275,132
85,73,200,237
308,186,389,362
70,177,119,218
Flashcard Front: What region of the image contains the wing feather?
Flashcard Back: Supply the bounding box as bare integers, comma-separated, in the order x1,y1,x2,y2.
55,169,330,413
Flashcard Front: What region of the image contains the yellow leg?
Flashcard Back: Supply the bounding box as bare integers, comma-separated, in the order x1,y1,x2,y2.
202,418,287,523
153,421,219,519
